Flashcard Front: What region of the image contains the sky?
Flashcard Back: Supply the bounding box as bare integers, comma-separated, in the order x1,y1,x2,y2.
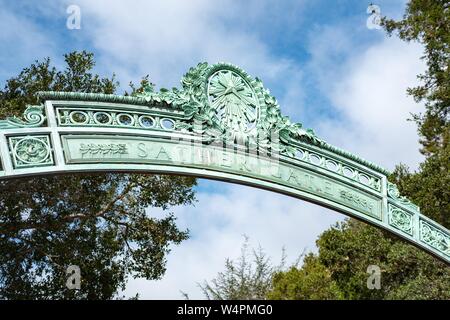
0,0,427,299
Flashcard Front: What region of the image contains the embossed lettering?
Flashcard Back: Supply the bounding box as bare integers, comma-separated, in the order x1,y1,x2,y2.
137,142,148,158
221,152,232,167
156,147,171,160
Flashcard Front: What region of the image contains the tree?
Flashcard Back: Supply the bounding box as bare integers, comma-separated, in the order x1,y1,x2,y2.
0,51,196,299
318,220,449,299
268,254,342,300
267,0,450,300
197,238,284,300
268,219,450,300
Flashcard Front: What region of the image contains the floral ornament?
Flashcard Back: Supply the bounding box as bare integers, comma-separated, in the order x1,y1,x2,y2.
136,81,157,102
388,204,413,235
254,81,324,156
135,83,186,108
207,69,259,144
9,136,53,168
132,62,325,150
15,138,49,163
262,86,322,143
181,62,220,129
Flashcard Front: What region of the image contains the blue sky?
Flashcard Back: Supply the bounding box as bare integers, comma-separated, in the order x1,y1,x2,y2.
0,0,426,298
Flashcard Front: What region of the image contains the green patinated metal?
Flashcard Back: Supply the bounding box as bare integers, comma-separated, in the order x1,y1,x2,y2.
0,62,448,264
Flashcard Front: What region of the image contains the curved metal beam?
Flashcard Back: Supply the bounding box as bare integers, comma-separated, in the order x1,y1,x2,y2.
0,62,448,264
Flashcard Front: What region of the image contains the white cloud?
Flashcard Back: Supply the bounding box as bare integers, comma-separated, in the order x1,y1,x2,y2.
72,0,307,117
315,37,425,170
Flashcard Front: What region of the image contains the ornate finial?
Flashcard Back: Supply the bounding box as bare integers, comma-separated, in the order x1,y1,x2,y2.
133,62,324,150
387,182,420,212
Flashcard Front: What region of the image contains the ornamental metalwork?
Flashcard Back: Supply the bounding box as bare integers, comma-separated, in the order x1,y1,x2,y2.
8,135,53,168
387,182,420,212
388,204,413,235
0,62,448,264
339,189,375,216
56,107,181,131
420,220,450,257
0,105,46,129
80,143,128,156
207,69,259,142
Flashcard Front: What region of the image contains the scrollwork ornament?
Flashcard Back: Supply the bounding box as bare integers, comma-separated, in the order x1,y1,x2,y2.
420,221,450,257
258,84,323,148
0,105,46,129
387,182,420,212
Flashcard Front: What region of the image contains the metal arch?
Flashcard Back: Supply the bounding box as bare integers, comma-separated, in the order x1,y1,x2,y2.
0,62,449,264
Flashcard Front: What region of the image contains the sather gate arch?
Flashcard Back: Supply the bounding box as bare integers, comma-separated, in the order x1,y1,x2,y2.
0,62,448,264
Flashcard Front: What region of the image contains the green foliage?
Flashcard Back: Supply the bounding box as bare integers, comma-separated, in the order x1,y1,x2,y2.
0,51,116,119
268,219,450,300
316,220,449,300
383,0,449,233
268,254,342,300
0,51,197,299
384,0,449,237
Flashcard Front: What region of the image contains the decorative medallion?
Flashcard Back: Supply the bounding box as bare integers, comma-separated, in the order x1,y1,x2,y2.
388,204,413,235
133,62,324,149
9,135,53,168
207,68,259,142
